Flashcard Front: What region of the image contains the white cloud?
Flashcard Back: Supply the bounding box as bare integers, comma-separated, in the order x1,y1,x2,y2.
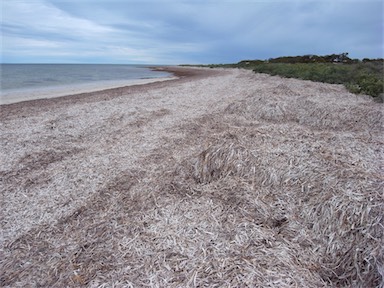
2,0,208,63
5,37,61,49
2,1,115,39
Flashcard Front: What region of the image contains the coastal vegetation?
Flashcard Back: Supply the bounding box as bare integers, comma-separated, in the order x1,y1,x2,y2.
193,53,384,99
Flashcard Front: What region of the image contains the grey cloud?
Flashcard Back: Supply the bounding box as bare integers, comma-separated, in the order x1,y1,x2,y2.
2,0,382,63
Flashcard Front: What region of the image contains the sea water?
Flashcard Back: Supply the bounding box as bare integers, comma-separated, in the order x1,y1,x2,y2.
0,64,172,104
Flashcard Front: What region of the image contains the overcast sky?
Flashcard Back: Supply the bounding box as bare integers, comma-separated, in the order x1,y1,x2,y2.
2,0,383,64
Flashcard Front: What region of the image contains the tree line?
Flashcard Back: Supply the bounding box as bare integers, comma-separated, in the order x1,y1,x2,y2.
238,53,383,65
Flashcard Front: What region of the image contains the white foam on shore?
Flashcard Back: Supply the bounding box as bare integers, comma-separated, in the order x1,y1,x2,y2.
0,77,177,105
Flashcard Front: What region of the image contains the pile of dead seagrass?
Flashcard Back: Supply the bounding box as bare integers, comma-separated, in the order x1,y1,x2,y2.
1,71,382,287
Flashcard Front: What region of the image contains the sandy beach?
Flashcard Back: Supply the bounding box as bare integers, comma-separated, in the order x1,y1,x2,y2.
1,67,383,287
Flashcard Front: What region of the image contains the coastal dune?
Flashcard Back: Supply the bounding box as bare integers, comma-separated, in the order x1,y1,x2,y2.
1,67,383,287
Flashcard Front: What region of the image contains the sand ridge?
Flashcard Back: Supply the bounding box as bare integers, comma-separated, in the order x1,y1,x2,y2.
1,67,383,287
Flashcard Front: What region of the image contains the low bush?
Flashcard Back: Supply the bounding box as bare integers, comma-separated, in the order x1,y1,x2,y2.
193,55,383,98
252,62,383,97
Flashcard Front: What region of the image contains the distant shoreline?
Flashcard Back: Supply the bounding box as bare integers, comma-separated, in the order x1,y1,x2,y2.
0,66,222,107
0,67,221,117
0,65,185,105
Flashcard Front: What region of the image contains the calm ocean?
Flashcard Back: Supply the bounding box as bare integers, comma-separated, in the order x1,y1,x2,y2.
0,64,172,91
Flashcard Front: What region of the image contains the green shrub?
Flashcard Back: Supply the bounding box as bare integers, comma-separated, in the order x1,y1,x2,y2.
252,63,383,98
357,76,383,97
345,83,361,94
194,55,383,98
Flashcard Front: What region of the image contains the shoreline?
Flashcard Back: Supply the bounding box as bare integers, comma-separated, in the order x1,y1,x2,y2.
0,66,221,118
0,65,186,106
0,77,177,105
1,66,381,286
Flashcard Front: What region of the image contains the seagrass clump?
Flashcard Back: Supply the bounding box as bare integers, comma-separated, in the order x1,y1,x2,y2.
225,80,383,133
185,79,384,286
185,134,383,287
193,141,260,184
225,96,291,122
303,184,384,287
